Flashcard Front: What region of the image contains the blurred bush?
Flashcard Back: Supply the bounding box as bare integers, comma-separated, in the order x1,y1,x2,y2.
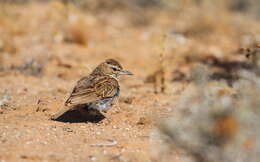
0,0,259,17
155,66,260,162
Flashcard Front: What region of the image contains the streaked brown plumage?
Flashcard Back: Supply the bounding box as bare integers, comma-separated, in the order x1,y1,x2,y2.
51,59,132,120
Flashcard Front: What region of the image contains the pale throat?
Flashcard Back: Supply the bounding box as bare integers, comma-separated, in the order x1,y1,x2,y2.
109,73,119,80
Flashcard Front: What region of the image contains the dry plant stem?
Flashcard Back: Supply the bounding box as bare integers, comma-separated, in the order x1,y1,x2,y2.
159,33,166,93
90,139,118,147
152,70,164,94
63,0,70,20
154,32,167,94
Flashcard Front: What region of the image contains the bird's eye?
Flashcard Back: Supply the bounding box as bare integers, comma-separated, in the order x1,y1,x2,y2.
112,67,117,71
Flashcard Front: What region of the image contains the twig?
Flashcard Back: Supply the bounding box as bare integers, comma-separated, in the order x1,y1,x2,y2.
90,139,118,147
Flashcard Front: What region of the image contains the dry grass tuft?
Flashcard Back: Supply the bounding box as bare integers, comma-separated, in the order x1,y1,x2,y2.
0,58,46,77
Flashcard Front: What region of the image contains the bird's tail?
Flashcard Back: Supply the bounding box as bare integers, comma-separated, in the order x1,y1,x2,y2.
50,106,72,120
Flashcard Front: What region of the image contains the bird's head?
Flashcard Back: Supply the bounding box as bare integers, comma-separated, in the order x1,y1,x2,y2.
93,59,133,78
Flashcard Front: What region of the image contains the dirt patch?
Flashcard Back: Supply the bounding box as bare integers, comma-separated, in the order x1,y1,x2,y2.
0,2,260,161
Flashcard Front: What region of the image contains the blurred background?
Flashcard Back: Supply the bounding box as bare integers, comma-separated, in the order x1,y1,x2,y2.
0,0,260,162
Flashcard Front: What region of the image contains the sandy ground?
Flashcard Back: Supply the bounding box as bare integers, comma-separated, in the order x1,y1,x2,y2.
0,2,259,162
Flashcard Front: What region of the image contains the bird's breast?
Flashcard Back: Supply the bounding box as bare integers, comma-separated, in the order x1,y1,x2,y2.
90,96,118,112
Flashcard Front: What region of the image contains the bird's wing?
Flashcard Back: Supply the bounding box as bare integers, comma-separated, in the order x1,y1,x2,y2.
50,75,119,120
65,75,119,107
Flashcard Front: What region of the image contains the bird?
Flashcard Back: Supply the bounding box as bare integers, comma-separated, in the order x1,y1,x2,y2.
51,59,133,120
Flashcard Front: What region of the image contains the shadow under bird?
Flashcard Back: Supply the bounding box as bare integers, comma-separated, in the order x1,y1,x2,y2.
51,59,133,120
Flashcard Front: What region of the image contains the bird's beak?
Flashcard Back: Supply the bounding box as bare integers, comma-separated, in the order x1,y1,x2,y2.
119,69,133,75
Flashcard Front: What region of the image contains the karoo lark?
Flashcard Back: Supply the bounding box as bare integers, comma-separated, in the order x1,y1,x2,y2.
51,59,132,120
